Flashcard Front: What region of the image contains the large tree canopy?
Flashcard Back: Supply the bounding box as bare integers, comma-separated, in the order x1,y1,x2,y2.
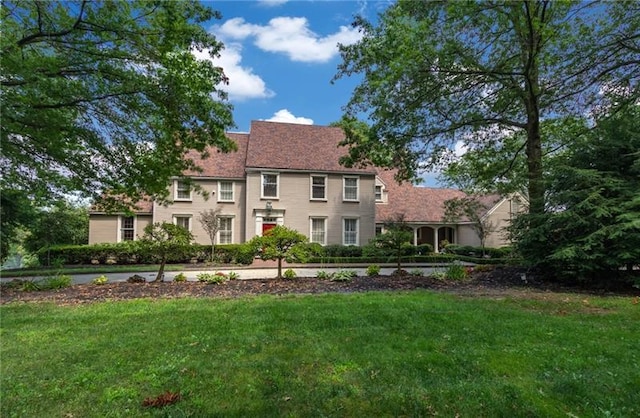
513,104,640,279
335,0,639,215
1,0,235,206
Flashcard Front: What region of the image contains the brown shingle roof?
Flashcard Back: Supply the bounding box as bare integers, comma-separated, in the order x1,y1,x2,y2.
184,132,249,178
375,169,501,223
245,121,376,173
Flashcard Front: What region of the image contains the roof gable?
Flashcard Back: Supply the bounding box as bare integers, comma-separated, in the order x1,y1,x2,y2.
245,121,375,174
184,132,249,178
375,169,502,223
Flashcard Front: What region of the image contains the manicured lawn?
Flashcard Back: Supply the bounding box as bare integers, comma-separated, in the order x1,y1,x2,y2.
1,291,638,417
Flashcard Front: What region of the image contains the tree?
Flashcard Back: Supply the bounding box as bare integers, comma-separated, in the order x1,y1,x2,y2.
370,215,413,273
513,104,640,280
141,222,193,282
198,208,222,262
443,197,496,256
248,226,308,279
334,1,639,217
1,1,235,207
24,202,89,254
0,190,35,263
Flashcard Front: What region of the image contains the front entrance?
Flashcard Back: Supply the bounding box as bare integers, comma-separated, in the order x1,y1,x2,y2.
262,221,277,235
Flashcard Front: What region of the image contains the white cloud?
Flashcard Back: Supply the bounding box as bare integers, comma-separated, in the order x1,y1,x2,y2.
453,140,468,157
214,16,362,63
258,0,288,7
263,109,314,124
192,45,274,101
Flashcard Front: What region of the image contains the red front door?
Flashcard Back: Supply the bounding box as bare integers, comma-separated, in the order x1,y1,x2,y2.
262,223,276,235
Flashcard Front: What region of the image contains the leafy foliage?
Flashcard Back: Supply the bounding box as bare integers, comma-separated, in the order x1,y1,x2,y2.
92,275,109,285
282,268,297,280
248,226,309,279
369,216,413,273
443,196,497,255
1,1,235,206
197,272,228,285
141,222,193,282
198,208,223,262
335,1,639,216
23,201,88,254
514,105,640,280
0,190,35,262
366,265,381,276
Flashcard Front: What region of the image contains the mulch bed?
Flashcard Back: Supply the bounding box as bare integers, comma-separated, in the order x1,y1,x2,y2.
1,267,638,306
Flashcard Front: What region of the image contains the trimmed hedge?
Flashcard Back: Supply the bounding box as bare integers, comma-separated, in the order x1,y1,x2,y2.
443,244,514,259
37,242,256,266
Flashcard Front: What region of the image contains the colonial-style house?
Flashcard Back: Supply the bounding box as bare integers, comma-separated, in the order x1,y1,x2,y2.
88,121,522,250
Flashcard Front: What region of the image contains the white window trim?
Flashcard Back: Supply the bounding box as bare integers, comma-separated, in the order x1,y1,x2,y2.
343,176,359,202
172,215,192,231
310,174,328,201
375,176,387,203
117,215,136,242
261,172,280,200
375,185,384,202
342,217,359,246
217,216,234,245
309,217,328,245
174,179,192,201
217,180,235,202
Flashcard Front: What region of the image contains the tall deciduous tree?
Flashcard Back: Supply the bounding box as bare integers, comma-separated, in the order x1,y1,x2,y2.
335,0,639,216
1,1,235,206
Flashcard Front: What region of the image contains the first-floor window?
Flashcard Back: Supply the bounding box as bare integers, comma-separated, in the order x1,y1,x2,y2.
310,218,326,245
343,218,359,245
218,217,233,244
174,216,191,231
375,224,383,236
120,216,134,241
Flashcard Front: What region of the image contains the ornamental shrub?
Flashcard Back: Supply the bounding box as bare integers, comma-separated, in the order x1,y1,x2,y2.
366,265,381,276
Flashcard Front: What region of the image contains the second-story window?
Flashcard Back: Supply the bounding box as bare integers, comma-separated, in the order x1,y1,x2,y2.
343,176,359,201
175,180,191,201
310,175,326,200
218,181,234,202
375,185,383,202
262,173,278,198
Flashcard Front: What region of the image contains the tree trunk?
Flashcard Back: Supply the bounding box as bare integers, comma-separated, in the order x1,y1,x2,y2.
277,257,283,279
154,256,166,282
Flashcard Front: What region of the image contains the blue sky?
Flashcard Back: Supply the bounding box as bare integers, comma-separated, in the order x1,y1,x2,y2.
197,0,445,186
199,0,389,132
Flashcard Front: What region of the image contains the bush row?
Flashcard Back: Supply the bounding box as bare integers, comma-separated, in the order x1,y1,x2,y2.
36,242,513,267
37,242,255,266
308,254,510,265
443,244,514,259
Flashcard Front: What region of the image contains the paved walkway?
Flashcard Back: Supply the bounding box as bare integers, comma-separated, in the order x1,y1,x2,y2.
2,260,462,285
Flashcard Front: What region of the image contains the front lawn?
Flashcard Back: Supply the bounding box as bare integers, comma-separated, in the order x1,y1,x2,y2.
1,291,638,417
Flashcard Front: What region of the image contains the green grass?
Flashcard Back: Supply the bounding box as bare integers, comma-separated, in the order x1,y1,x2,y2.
1,291,638,417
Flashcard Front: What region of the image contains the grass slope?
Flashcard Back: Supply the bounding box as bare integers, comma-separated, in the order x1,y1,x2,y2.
1,291,638,417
